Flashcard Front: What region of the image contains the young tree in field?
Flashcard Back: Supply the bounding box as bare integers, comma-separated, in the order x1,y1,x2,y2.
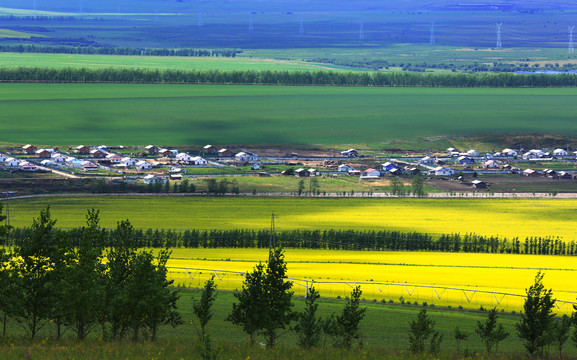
294,286,323,349
0,202,14,337
60,209,106,340
297,180,305,196
325,285,367,349
408,308,442,354
552,314,572,358
475,307,509,355
453,327,469,354
227,262,266,346
411,174,425,197
389,177,405,196
193,276,218,344
12,207,58,339
106,219,138,340
516,271,556,356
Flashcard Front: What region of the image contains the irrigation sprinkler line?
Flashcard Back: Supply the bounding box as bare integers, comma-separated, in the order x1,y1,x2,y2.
167,267,577,307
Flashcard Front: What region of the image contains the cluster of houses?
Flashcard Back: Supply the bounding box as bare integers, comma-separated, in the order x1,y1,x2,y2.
522,168,575,179
446,147,576,161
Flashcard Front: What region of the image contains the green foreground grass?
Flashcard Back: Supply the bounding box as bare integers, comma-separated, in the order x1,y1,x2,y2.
0,288,565,359
9,196,577,240
2,84,577,145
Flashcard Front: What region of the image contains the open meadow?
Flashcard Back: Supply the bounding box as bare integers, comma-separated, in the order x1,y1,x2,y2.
1,84,577,145
9,196,577,240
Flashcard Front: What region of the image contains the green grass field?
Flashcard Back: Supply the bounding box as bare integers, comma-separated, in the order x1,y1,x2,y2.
8,196,577,240
2,84,577,146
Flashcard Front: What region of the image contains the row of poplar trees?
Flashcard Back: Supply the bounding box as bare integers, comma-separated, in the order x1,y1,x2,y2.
0,205,181,341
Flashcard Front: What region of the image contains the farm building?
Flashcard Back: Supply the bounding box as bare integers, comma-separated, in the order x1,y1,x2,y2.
136,161,153,171
51,153,67,163
381,162,398,172
501,148,517,157
295,168,308,177
523,149,545,160
483,160,499,169
544,169,557,178
340,149,358,157
405,167,421,175
191,156,208,165
145,145,159,155
22,144,37,154
471,180,487,189
523,169,538,177
90,149,106,158
418,156,434,165
40,160,58,166
338,164,354,172
553,149,568,156
431,167,455,176
235,152,250,163
389,168,402,176
558,171,574,179
218,148,233,157
106,154,122,163
35,149,51,158
75,145,90,154
203,144,217,154
81,161,98,171
176,153,193,162
308,169,318,177
360,168,380,179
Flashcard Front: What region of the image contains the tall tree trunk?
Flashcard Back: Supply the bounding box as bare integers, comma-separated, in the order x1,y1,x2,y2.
2,312,6,337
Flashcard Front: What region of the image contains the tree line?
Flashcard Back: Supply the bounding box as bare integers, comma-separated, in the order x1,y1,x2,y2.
2,67,577,87
7,226,573,256
0,206,180,340
0,44,240,57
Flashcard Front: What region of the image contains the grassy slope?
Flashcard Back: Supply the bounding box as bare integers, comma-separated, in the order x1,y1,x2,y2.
10,196,577,239
2,84,577,145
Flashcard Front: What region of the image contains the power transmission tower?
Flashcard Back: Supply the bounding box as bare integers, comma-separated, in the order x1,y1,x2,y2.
430,22,435,45
299,16,305,35
33,0,37,16
359,18,365,40
249,13,254,33
496,23,502,48
569,26,575,53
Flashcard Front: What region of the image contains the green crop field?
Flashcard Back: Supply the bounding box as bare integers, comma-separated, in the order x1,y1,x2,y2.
8,196,577,240
0,52,354,72
2,84,577,145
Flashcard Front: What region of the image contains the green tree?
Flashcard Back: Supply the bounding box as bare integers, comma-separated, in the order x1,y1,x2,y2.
454,326,468,354
516,271,556,356
390,177,405,196
326,285,367,349
408,309,442,354
552,314,572,358
0,202,14,337
411,174,425,197
180,179,189,193
297,179,305,196
193,276,218,344
12,207,58,339
475,307,509,354
309,178,320,195
295,286,323,349
60,209,106,340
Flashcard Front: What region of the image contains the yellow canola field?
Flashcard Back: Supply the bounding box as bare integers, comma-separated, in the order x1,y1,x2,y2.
166,249,577,314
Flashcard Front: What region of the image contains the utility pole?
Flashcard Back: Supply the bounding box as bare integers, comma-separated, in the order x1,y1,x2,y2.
269,211,276,250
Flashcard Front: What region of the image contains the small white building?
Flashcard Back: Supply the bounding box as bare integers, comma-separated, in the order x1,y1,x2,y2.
81,161,98,171
431,167,455,176
191,156,208,165
553,149,568,156
340,149,358,157
501,148,517,157
338,164,354,172
4,157,20,167
466,149,480,157
121,157,136,167
41,160,58,166
136,160,153,171
106,153,122,163
176,152,193,162
361,168,380,178
51,153,67,163
143,174,167,184
483,160,499,169
20,161,38,171
418,156,434,165
0,154,7,163
235,152,250,163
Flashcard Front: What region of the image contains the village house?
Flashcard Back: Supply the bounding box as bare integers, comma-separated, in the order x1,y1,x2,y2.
340,149,358,157
106,153,123,163
523,169,538,177
251,163,261,170
361,168,380,179
523,149,545,160
191,156,208,165
75,145,90,154
218,148,233,157
558,171,574,179
457,156,474,164
145,145,159,155
143,174,168,184
466,149,479,157
136,160,153,171
381,162,398,172
338,164,354,172
389,168,402,176
81,161,98,171
471,180,487,189
4,158,20,168
431,167,455,176
418,156,434,165
90,149,107,158
121,157,136,167
22,144,38,154
235,152,250,163
553,149,568,156
483,160,499,169
51,153,67,163
501,148,517,157
35,149,52,158
0,154,8,163
543,169,557,178
40,160,58,166
203,144,217,154
20,161,38,172
405,167,421,175
176,152,193,162
159,148,176,158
